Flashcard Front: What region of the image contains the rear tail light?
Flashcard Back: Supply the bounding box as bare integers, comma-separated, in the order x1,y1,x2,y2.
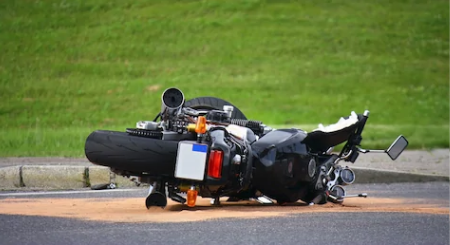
207,150,223,178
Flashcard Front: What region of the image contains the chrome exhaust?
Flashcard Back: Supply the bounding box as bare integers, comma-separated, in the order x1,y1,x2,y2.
160,87,185,123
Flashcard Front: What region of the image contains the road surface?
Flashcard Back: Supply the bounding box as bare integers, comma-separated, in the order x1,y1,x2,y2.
0,182,448,245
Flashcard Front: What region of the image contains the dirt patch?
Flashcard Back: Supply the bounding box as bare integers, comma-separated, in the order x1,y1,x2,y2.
0,197,448,223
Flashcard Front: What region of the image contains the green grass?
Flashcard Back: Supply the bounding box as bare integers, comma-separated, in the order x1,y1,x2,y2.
0,0,448,157
1,124,447,157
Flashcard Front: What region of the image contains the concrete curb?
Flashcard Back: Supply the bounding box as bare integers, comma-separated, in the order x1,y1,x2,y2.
22,165,87,189
0,165,448,190
0,165,138,190
0,166,21,188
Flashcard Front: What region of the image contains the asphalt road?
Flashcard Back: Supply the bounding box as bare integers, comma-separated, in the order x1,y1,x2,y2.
0,183,448,245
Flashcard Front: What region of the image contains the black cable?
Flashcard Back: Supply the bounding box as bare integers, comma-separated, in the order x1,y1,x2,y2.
152,112,161,122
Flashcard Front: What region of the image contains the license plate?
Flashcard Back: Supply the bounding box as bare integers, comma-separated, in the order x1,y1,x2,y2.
174,141,208,181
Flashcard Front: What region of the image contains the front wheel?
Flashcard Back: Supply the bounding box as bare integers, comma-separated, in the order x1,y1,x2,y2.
185,97,247,120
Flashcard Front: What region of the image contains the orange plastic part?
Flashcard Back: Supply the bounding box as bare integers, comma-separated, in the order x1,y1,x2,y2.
195,116,207,134
187,188,198,207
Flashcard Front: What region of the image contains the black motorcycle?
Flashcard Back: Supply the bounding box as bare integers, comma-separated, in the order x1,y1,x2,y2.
85,87,408,208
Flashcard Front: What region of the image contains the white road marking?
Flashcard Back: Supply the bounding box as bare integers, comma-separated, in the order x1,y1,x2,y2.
0,188,144,197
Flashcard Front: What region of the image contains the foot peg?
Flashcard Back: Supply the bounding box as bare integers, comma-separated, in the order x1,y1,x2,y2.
169,193,186,204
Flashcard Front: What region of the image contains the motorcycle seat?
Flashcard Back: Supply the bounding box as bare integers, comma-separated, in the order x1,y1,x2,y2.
251,128,307,157
302,112,361,153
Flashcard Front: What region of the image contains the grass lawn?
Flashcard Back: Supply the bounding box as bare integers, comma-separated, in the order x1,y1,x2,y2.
0,0,448,157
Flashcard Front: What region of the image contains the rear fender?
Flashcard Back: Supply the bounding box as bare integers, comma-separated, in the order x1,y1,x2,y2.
204,128,235,186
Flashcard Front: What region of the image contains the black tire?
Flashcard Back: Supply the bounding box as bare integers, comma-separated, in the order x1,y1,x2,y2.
85,130,179,176
85,97,246,177
185,97,247,120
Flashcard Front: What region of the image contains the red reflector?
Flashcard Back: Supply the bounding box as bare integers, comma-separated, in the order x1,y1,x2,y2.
207,150,223,178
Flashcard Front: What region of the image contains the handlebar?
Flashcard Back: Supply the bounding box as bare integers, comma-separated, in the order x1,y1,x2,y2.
338,110,370,162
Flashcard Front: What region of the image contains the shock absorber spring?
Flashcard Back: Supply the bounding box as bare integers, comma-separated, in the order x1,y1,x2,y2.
230,119,263,135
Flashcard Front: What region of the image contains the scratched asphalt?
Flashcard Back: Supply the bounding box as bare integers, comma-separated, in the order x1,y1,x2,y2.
0,182,448,245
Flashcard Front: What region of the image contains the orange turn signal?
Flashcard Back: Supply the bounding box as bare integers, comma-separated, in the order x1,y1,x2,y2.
195,116,207,134
187,188,198,207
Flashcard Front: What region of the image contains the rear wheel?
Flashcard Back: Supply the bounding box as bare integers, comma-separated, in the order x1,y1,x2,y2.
85,130,178,176
185,97,247,120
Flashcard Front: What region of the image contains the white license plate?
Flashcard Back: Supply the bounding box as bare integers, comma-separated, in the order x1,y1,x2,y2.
174,141,208,181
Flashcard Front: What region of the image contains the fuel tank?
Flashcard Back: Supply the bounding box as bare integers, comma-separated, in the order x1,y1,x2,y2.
251,128,315,203
85,130,179,176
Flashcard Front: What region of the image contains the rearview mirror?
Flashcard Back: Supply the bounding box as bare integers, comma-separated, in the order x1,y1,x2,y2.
386,135,408,160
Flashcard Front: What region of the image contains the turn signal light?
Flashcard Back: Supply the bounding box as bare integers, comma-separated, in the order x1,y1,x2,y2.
195,116,207,134
207,150,223,179
187,187,198,207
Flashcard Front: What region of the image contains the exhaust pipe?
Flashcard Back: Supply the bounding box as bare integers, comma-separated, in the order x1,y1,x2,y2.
146,192,168,209
145,181,168,209
161,87,185,122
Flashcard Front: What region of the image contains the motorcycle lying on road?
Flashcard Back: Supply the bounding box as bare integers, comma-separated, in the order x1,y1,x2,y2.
85,88,409,208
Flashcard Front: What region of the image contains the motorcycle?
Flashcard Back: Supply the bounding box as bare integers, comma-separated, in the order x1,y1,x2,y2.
85,87,409,208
